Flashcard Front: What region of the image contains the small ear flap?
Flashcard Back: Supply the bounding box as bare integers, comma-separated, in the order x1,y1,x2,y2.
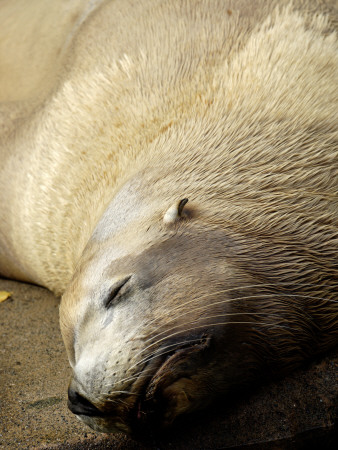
163,198,189,224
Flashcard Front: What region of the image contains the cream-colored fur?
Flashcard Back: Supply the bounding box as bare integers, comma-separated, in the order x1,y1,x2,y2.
0,0,337,433
0,0,336,295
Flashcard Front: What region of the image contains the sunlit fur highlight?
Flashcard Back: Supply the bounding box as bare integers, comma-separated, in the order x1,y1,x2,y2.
0,0,337,434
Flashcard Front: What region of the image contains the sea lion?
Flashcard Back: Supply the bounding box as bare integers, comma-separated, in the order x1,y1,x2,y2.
0,0,337,437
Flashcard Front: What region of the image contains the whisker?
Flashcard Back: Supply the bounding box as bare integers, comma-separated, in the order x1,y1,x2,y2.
105,390,139,396
153,292,336,341
161,292,338,328
114,310,277,383
107,319,291,390
104,397,133,407
124,283,336,352
128,319,290,374
102,369,154,394
100,287,336,394
104,337,202,390
129,292,335,365
131,311,274,365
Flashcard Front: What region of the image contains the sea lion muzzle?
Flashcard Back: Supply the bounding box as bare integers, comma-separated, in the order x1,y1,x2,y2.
67,386,105,417
67,333,214,432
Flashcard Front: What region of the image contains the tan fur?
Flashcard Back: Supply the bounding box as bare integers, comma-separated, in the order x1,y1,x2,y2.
0,0,337,434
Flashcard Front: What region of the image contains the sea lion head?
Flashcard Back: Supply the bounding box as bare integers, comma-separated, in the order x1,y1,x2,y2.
59,183,263,435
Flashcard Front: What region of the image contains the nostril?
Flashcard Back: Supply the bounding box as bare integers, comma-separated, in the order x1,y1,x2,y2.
67,387,103,417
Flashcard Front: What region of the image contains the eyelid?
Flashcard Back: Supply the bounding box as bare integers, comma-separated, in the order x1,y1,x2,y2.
104,275,132,308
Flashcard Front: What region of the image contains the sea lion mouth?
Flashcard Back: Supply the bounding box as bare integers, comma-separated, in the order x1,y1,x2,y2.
68,334,212,435
132,334,212,432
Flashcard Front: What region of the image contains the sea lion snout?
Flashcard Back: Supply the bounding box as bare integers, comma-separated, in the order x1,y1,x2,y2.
66,331,216,433
67,386,104,417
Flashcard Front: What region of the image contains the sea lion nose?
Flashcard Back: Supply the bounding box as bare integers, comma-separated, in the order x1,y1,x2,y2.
67,387,103,416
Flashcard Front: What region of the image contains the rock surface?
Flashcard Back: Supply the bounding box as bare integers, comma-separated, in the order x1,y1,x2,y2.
0,279,337,449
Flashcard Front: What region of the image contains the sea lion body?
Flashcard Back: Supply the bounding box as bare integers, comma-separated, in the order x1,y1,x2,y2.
0,0,337,435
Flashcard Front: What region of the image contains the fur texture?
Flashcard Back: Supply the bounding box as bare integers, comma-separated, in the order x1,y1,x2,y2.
0,0,337,434
0,0,336,293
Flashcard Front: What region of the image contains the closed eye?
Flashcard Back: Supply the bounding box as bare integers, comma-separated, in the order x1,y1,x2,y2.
105,275,132,308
